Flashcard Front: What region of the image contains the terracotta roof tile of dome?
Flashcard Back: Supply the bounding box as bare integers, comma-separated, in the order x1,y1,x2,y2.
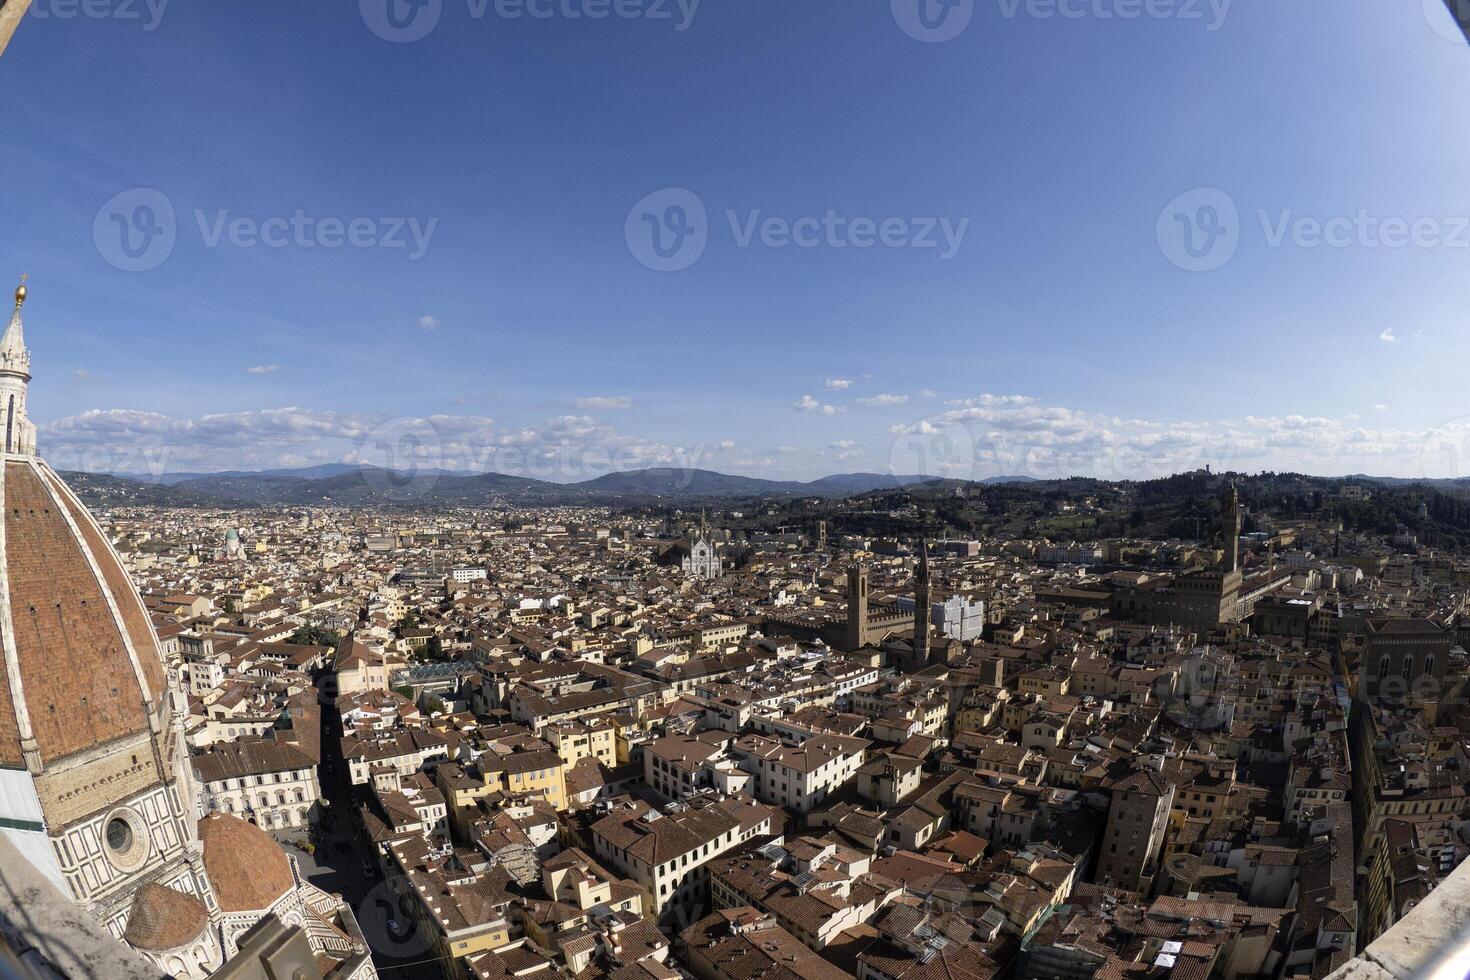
198,812,295,913
123,883,210,952
0,459,170,768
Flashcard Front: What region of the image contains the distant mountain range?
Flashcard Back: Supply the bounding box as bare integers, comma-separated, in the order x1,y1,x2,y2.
56,462,1470,513
64,464,982,507
112,463,377,485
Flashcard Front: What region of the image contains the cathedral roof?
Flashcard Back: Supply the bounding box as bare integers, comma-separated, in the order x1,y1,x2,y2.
0,456,170,768
198,812,295,913
123,883,210,952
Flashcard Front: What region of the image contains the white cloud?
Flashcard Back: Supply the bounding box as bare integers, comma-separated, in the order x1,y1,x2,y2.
944,394,1034,408
1374,404,1389,412
419,315,441,331
918,388,938,399
824,378,853,390
858,394,910,407
38,391,1469,484
575,396,632,410
795,395,841,416
883,392,1456,480
245,364,280,376
39,406,722,483
1379,328,1396,342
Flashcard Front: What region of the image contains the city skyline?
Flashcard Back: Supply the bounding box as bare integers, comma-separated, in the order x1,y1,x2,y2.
8,7,1470,980
5,2,1470,480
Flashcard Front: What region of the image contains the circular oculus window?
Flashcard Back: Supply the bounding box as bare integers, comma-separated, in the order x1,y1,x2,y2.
102,810,149,872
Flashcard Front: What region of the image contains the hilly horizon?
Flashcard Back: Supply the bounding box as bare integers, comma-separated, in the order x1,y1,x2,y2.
62,464,1061,509
107,462,1047,487
61,462,1470,513
107,463,945,495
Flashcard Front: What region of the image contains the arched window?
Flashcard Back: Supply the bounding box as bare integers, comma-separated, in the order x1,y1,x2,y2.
1403,654,1414,679
1425,655,1436,677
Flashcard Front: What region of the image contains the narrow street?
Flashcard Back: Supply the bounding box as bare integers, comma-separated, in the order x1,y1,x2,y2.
311,684,449,980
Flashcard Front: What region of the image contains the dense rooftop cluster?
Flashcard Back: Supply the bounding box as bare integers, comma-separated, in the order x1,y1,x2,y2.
76,483,1470,980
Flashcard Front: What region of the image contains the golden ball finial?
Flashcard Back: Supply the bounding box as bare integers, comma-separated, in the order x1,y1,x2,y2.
14,275,26,308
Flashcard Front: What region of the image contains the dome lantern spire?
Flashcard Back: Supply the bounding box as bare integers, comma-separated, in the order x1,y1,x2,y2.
2,276,28,362
1,276,36,455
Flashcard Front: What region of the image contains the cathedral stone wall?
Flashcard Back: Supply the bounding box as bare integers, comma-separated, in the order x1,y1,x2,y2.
52,779,193,913
35,730,164,828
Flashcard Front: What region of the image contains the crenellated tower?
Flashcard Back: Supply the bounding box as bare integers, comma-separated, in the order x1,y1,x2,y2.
844,562,869,651
1221,481,1241,572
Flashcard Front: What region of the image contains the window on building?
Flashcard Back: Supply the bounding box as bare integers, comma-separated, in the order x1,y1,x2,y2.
105,818,133,854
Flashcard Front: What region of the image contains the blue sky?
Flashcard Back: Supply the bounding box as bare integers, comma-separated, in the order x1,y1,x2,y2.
4,0,1470,481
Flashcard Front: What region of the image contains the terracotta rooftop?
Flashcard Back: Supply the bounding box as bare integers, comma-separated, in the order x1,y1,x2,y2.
198,811,295,913
122,883,209,952
0,459,170,767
